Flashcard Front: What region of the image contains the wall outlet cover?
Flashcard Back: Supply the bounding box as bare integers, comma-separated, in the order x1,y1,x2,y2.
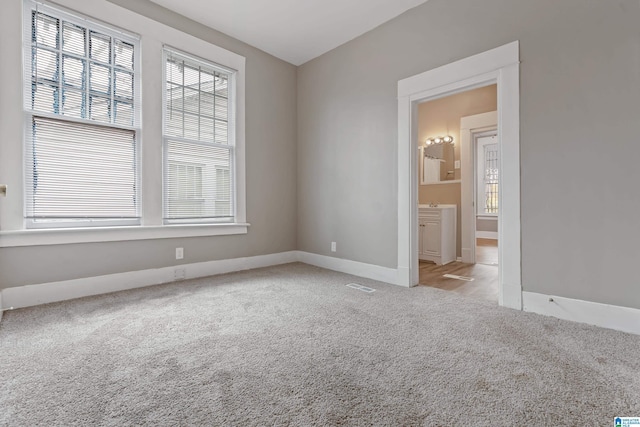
174,268,186,280
176,247,184,259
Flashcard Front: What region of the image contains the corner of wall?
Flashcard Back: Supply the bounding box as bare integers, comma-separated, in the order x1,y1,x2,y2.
293,63,300,253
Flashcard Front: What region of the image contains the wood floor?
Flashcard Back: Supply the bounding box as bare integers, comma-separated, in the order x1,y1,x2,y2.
419,239,499,302
476,238,498,265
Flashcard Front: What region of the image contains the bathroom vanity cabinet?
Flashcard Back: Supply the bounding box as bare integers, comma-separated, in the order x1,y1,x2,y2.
418,205,456,265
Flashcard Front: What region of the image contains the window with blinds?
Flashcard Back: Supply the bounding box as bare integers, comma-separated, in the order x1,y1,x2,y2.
23,1,140,227
163,48,235,223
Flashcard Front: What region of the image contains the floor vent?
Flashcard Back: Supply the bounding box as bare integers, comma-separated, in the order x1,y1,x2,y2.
442,274,475,282
346,283,376,293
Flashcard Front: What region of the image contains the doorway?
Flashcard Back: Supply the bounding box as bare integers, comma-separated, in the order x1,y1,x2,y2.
415,87,499,302
397,41,522,310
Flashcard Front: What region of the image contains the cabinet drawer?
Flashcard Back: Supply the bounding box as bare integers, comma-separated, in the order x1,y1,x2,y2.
419,209,441,219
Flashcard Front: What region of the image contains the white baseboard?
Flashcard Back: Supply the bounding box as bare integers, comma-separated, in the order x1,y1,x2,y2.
296,251,399,286
3,252,638,336
476,231,498,239
396,266,411,287
522,291,640,335
0,251,298,311
0,251,398,313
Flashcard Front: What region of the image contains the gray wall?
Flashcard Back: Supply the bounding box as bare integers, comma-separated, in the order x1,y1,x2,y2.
297,0,640,309
0,0,298,288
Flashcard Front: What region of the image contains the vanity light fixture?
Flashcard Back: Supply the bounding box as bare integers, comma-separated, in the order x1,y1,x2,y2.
425,136,454,145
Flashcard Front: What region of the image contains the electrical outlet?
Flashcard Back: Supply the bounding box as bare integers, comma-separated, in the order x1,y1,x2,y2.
175,247,184,260
174,268,186,280
331,242,337,252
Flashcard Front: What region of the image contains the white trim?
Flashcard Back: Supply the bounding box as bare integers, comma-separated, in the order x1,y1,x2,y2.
398,42,519,97
461,111,498,264
0,223,250,247
523,292,640,336
397,41,521,310
0,251,298,310
476,231,498,240
297,252,399,286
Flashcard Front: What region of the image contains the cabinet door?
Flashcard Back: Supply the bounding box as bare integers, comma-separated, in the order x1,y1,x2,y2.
424,220,441,255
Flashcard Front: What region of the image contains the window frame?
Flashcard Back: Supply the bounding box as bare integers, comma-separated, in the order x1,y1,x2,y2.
161,47,238,225
22,0,142,229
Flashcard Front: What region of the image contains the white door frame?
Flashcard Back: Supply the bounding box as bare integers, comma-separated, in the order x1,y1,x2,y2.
397,41,522,309
460,111,498,264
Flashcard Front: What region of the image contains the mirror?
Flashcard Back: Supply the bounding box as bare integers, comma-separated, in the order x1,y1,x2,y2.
421,141,456,184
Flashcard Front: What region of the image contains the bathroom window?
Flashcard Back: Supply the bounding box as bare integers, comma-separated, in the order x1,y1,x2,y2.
476,134,499,216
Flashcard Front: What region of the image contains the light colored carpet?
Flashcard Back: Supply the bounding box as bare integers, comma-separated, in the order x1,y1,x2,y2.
1,262,638,426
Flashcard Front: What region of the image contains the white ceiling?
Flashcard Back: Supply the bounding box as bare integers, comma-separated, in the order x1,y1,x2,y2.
149,0,430,65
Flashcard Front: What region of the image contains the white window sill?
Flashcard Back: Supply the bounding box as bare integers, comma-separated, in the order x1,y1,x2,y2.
0,223,250,247
476,215,498,220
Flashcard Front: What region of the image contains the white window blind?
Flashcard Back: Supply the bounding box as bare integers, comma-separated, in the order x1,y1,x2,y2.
23,1,140,227
163,48,235,223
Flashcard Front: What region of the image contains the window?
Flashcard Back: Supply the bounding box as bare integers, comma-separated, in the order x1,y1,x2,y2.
163,48,235,223
23,1,140,228
2,0,246,245
476,134,499,215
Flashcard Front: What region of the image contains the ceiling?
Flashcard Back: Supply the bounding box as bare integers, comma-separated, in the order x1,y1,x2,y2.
149,0,430,66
